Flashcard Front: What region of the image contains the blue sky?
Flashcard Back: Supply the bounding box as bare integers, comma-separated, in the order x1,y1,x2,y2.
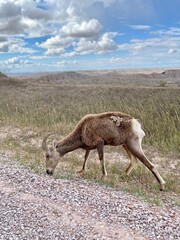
0,0,180,74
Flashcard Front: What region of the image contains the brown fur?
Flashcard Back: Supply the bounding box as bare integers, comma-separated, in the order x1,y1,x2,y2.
56,112,132,151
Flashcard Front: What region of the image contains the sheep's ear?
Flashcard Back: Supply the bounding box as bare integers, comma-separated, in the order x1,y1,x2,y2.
53,139,58,148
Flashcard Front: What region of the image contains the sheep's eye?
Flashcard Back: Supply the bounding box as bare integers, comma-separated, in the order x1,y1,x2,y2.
46,154,50,158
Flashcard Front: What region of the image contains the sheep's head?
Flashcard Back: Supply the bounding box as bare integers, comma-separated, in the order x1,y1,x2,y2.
42,133,60,175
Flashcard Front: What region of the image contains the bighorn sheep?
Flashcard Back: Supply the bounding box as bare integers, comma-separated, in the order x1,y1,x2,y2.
42,112,166,190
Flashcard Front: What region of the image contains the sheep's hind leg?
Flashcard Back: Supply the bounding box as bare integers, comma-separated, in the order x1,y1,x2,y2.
126,139,166,191
123,145,138,176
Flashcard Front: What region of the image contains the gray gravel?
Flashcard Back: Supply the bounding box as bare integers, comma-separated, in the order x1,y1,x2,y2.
0,153,179,240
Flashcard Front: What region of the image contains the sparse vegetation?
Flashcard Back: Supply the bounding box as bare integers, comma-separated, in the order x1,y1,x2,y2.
0,71,179,204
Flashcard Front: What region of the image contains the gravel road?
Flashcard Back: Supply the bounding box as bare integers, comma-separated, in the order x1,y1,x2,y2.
0,153,179,240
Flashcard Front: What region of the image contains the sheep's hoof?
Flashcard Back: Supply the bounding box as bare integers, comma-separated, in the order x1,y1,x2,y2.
160,183,166,191
77,170,85,176
101,174,107,180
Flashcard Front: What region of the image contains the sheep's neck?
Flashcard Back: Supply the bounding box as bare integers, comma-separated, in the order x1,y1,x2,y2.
58,131,82,156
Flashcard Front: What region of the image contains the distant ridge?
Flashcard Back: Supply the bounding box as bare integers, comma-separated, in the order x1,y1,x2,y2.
161,69,180,78
99,68,180,79
38,71,89,82
11,68,180,87
0,72,8,80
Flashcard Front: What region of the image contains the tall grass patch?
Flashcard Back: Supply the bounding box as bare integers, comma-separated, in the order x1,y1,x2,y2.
0,85,179,154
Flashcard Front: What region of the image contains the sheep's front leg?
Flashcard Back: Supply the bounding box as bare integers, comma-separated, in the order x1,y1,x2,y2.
77,149,90,175
97,140,107,179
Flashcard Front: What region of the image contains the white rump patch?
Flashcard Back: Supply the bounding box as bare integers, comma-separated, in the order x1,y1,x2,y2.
131,118,145,139
110,116,123,126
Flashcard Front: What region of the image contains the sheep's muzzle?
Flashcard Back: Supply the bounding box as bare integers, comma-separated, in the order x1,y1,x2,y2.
46,169,53,175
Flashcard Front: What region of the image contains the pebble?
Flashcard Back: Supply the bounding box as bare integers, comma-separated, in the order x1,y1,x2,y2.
0,153,179,240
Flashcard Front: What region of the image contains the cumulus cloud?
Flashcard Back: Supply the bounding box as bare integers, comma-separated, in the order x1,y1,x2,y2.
2,55,35,73
74,32,118,54
39,28,118,56
38,35,73,55
75,39,96,54
66,1,84,21
0,0,154,54
45,48,65,55
0,0,156,37
62,19,102,38
9,38,36,53
5,57,21,65
0,1,21,18
39,19,114,55
39,35,73,49
98,32,118,53
0,0,50,35
0,36,33,54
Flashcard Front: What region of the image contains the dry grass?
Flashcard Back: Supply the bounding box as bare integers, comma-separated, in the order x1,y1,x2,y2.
0,82,179,153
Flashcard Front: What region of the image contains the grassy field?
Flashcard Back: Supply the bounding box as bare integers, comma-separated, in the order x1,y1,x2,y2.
1,80,179,153
0,75,179,204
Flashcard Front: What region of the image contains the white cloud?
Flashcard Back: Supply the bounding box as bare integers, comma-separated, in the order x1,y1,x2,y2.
39,35,73,49
129,25,151,30
168,49,177,54
23,5,50,21
63,51,78,57
0,1,21,18
0,37,9,52
117,35,180,69
57,60,78,66
39,23,117,55
75,39,96,54
98,32,118,53
21,17,38,29
0,0,50,35
0,42,9,53
0,0,156,37
66,1,84,21
5,57,21,65
30,55,48,60
9,38,36,53
0,36,36,54
74,32,118,54
119,35,180,55
62,19,102,38
45,48,65,55
151,27,180,36
39,35,73,55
